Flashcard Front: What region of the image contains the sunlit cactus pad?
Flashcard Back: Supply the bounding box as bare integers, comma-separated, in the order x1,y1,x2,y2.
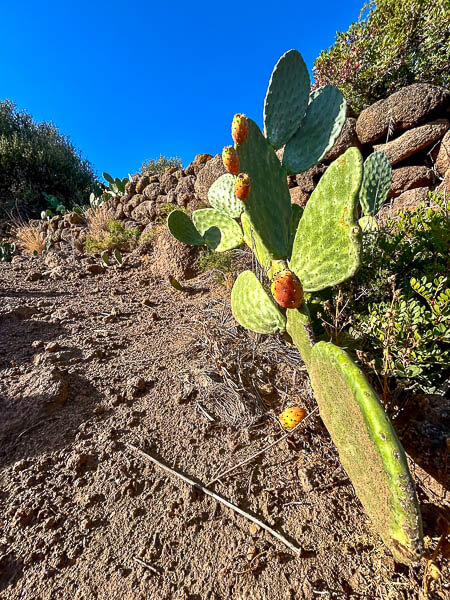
286,305,315,368
263,49,310,150
167,210,204,246
208,174,245,218
359,151,392,217
310,341,424,564
289,147,363,291
283,85,347,174
237,119,291,259
192,208,243,252
231,270,286,334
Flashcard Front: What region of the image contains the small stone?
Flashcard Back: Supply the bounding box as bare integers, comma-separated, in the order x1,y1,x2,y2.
86,264,105,275
45,342,62,353
44,516,57,530
249,523,260,536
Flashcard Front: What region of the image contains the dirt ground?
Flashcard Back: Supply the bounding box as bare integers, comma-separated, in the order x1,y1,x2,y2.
0,248,448,600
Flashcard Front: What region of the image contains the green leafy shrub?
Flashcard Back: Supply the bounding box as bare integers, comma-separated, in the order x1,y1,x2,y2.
0,100,98,215
313,194,450,394
139,154,183,176
313,0,450,114
85,220,140,253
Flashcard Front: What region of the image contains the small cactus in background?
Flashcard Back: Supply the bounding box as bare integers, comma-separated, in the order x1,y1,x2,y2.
166,49,423,563
279,406,307,430
102,172,129,200
0,241,16,262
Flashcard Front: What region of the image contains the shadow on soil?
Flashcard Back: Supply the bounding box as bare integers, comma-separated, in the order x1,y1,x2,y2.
0,372,102,469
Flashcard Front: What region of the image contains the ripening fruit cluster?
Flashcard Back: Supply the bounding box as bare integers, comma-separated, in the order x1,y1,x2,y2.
222,114,251,202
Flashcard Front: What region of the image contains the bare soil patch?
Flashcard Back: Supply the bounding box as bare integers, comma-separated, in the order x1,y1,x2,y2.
0,251,448,600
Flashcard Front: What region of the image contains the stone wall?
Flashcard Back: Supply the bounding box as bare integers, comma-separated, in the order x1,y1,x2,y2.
32,82,449,255
288,83,450,215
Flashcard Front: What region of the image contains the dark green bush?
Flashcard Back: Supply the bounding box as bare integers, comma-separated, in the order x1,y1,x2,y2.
0,100,98,216
313,0,450,114
311,194,450,394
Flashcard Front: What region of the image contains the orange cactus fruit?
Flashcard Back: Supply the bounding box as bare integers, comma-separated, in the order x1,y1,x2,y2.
271,269,303,309
222,145,240,175
231,113,249,145
234,173,251,201
279,406,307,430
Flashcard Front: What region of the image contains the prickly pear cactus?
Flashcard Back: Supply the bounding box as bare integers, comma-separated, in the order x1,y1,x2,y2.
168,208,243,252
236,119,292,259
282,85,347,174
289,147,363,291
167,210,204,246
231,270,286,334
264,49,310,149
208,174,245,218
192,209,243,252
286,305,315,368
309,342,424,564
165,48,424,562
359,152,392,217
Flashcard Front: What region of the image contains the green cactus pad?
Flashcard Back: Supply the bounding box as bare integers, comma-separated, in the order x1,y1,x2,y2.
309,342,424,564
288,204,303,258
192,208,243,252
241,211,272,269
286,304,315,367
208,174,245,218
237,119,291,259
231,270,286,334
263,49,310,150
289,147,363,291
167,210,204,246
282,85,347,174
359,152,392,217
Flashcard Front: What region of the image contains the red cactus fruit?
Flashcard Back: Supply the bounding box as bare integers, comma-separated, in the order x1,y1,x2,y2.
222,145,240,175
271,269,303,309
279,406,307,430
231,113,249,145
234,173,251,201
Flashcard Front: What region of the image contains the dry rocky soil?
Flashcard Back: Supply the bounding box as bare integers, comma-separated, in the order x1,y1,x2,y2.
0,247,448,600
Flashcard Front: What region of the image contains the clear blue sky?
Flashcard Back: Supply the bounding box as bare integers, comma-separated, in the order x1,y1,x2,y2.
1,1,363,179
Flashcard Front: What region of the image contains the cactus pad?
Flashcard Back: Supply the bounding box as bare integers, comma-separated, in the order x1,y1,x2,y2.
282,85,347,174
192,208,243,252
359,152,392,216
288,204,303,258
208,174,245,218
286,305,315,367
167,210,204,246
289,147,363,291
264,49,310,150
237,119,292,259
231,270,286,334
309,341,424,564
241,211,272,268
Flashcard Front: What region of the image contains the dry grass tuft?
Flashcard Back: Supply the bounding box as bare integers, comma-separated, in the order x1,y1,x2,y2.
13,221,45,256
84,202,115,239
